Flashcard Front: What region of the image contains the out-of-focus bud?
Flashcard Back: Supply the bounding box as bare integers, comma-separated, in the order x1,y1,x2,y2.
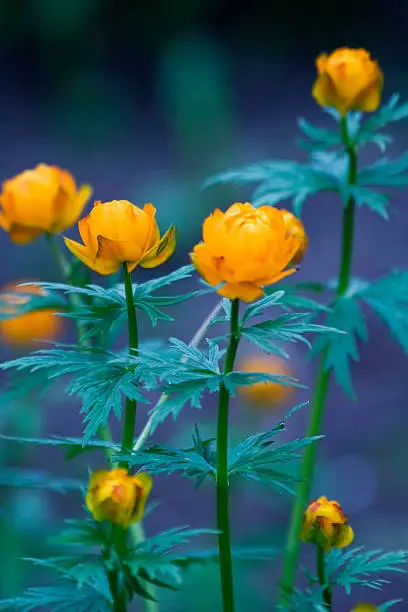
0,282,62,348
280,209,308,265
351,605,379,612
86,468,152,529
0,164,91,244
301,496,354,552
312,47,383,116
238,354,294,409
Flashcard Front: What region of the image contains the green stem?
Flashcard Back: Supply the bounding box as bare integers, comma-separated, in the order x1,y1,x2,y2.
120,263,139,465
317,546,332,609
279,115,357,600
217,298,240,612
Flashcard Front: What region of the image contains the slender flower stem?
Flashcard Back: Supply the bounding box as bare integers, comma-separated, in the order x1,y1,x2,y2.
317,546,332,609
279,116,357,600
217,298,240,612
120,263,139,465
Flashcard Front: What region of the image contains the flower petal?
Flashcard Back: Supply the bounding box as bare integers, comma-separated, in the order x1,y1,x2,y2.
190,242,223,286
333,525,354,549
53,184,92,232
139,225,176,268
129,473,153,524
218,282,264,302
9,224,42,244
64,237,120,275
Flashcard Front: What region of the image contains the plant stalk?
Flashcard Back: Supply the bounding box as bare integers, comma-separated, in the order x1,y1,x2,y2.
120,263,139,464
317,546,332,609
279,115,357,600
216,298,240,612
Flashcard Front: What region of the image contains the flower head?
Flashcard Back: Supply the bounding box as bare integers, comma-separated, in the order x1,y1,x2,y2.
0,164,91,244
238,354,294,409
301,496,354,552
0,282,62,348
351,605,379,612
86,468,152,528
191,203,305,302
65,200,176,275
312,47,383,116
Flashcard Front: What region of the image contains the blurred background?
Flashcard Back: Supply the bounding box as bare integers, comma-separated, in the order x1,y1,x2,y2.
1,0,408,609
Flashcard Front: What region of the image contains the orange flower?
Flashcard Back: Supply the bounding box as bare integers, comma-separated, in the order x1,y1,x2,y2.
238,354,294,409
0,282,62,348
312,48,383,116
86,468,152,528
65,200,176,275
0,164,91,244
301,496,354,552
191,203,303,302
280,209,308,265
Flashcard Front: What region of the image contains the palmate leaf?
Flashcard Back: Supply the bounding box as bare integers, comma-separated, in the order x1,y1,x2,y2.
297,117,342,151
124,527,218,597
118,426,216,487
358,270,408,353
241,311,340,359
0,469,85,492
227,404,322,495
0,287,68,320
325,547,408,595
356,93,408,144
1,346,148,442
277,586,326,611
311,295,368,398
0,585,111,612
0,434,119,459
358,150,408,188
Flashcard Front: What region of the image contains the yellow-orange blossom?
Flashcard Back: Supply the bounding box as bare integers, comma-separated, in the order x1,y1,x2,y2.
0,164,91,244
301,496,354,552
312,47,383,116
65,200,176,275
86,468,152,528
191,203,307,302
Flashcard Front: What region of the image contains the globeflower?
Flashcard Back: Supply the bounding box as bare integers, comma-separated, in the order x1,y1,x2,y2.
351,605,379,612
300,496,354,552
0,164,91,244
238,354,294,409
86,468,152,528
191,203,303,302
65,200,176,275
312,47,383,116
0,282,62,348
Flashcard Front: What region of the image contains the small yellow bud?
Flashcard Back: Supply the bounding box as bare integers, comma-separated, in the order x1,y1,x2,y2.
351,605,379,612
86,468,152,529
301,496,354,552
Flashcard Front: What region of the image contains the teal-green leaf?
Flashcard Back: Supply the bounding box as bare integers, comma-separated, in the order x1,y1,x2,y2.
311,296,368,398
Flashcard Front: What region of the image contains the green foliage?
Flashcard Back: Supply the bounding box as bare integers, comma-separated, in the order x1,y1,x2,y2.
35,265,203,337
0,469,84,492
0,434,118,459
359,270,408,354
311,296,368,398
119,426,216,488
242,307,340,360
227,405,322,494
1,345,148,442
325,547,408,594
0,287,68,320
0,585,111,611
276,586,327,611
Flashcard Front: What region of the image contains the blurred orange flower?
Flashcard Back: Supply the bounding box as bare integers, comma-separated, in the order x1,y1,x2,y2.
86,468,152,528
191,203,304,302
0,164,91,244
65,200,176,275
301,495,354,552
238,354,294,409
351,605,379,612
312,47,383,116
0,282,62,348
